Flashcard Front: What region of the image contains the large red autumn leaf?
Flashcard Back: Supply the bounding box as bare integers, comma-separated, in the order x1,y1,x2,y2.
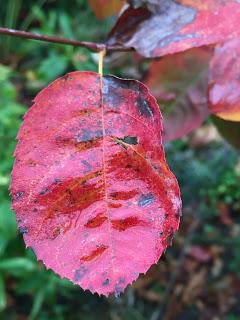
88,0,125,19
145,48,211,141
208,38,240,122
10,72,181,296
107,0,240,58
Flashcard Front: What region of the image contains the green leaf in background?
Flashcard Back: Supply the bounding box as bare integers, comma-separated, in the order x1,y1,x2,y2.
0,64,26,199
0,201,17,241
0,258,36,275
212,115,240,149
0,276,6,312
37,52,69,82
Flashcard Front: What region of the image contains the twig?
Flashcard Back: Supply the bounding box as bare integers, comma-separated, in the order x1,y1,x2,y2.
0,27,133,53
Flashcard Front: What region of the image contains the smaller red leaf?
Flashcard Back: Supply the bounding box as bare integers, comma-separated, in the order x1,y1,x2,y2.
208,38,240,122
108,0,240,58
145,48,212,141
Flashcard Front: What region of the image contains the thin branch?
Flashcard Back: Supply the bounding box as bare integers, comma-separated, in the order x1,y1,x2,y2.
0,27,132,53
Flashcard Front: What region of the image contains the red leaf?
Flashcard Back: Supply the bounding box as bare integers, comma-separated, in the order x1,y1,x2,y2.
208,37,240,122
11,72,181,296
88,0,125,19
145,48,211,141
107,0,240,58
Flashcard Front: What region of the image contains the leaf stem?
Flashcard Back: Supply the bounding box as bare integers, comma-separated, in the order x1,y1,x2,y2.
98,49,106,76
0,27,132,53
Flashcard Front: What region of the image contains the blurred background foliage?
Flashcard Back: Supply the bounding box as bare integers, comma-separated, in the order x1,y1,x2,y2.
0,1,240,319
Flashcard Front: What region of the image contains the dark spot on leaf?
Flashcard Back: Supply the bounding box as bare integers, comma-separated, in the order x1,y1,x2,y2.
19,226,28,234
83,232,89,239
12,191,24,201
74,265,88,281
54,178,61,184
102,278,110,286
39,188,50,196
136,95,154,117
102,78,125,108
138,193,155,207
118,136,138,145
75,129,103,144
81,160,92,172
103,76,140,92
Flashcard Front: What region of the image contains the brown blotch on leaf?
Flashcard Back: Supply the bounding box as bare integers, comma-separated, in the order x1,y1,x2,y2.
75,139,101,152
110,190,138,201
25,159,38,167
109,202,122,208
84,213,107,228
80,244,108,262
74,109,96,117
111,216,147,231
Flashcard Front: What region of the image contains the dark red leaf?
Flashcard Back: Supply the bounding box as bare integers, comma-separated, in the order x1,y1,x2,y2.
88,0,126,19
11,72,181,296
145,48,211,141
208,37,240,122
107,0,240,58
